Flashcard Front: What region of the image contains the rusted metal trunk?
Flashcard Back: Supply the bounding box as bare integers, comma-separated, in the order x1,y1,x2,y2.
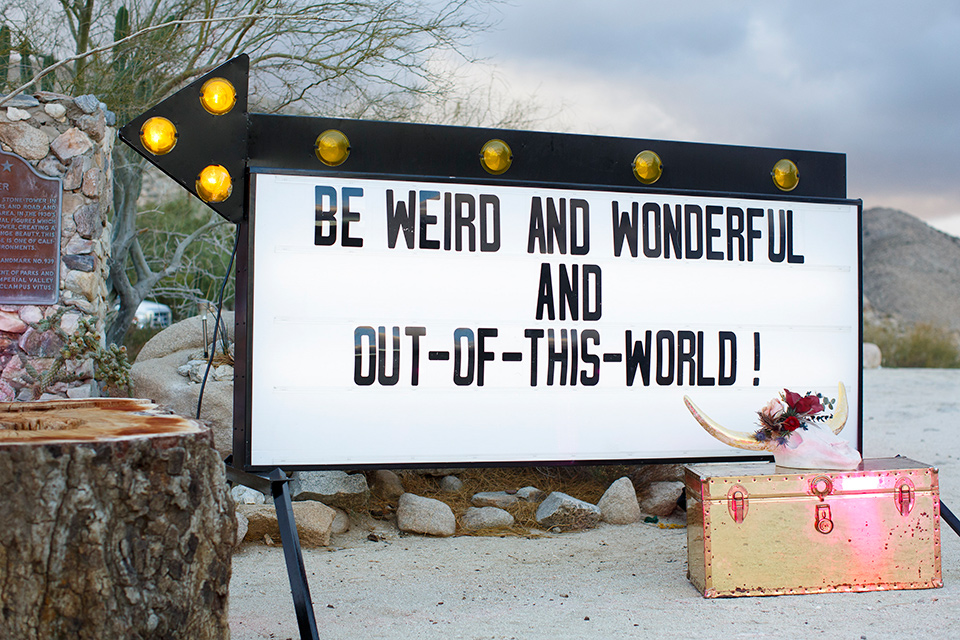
685,457,942,597
0,399,235,639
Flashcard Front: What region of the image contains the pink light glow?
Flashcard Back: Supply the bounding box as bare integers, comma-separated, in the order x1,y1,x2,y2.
839,476,883,492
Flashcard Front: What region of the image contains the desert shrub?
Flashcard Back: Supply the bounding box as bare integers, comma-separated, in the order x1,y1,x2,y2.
864,321,960,368
123,326,165,362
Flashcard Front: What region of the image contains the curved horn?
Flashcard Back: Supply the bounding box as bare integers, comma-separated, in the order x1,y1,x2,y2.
826,382,848,435
683,396,770,451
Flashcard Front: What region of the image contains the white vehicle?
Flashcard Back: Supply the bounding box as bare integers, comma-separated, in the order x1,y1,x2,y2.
133,300,172,329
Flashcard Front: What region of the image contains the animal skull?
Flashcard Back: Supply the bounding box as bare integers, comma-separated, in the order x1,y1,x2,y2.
683,383,862,470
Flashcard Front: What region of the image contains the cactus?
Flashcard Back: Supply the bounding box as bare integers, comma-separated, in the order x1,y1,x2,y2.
112,6,130,80
61,316,134,397
17,313,133,399
40,54,55,92
114,6,130,43
18,40,33,93
0,26,10,92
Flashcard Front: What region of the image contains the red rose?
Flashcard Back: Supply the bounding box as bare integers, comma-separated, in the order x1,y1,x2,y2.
782,416,802,432
783,389,802,408
794,395,823,415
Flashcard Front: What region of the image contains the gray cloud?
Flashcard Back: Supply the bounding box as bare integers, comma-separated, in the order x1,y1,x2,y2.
477,1,960,219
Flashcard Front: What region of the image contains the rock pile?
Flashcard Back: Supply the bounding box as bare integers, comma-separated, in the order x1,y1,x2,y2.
229,469,684,546
177,347,235,383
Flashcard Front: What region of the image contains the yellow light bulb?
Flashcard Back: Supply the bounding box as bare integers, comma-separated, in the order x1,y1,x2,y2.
480,139,512,175
195,165,232,203
315,130,350,166
199,78,237,116
632,150,662,184
772,159,799,191
139,117,177,155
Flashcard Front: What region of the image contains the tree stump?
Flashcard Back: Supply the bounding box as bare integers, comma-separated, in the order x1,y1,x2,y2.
0,398,235,639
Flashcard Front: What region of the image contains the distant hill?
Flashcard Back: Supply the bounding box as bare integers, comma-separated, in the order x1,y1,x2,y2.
862,207,960,331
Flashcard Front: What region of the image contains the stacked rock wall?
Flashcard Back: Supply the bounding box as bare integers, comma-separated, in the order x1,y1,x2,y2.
0,93,114,401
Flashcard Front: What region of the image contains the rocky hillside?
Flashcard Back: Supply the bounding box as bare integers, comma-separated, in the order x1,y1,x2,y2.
862,207,960,331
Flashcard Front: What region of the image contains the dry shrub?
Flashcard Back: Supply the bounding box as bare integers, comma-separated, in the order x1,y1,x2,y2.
865,320,960,368
121,325,165,361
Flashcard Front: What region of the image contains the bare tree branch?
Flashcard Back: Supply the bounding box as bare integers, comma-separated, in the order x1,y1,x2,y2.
0,11,311,106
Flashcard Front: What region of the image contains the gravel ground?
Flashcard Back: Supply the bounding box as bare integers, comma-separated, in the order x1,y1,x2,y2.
230,368,960,639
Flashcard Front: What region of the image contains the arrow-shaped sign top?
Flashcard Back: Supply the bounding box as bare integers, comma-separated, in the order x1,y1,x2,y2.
119,55,249,223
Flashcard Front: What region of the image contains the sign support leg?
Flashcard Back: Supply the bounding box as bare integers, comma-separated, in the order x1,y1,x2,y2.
941,500,960,539
269,468,320,640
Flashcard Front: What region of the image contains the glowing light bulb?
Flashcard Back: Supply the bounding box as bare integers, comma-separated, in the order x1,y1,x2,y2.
139,117,177,155
199,78,237,116
196,165,232,203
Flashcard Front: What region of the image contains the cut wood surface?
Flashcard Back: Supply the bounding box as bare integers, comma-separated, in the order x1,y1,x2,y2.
0,397,204,441
0,398,235,640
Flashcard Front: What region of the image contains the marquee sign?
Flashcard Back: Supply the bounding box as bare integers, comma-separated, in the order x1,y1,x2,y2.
120,55,862,472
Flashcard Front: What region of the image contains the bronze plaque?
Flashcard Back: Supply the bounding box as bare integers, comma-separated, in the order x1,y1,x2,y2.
0,150,62,305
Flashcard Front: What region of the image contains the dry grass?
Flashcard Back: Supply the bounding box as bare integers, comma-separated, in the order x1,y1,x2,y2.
368,466,637,537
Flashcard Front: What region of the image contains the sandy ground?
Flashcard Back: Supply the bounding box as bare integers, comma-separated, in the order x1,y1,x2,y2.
229,369,960,639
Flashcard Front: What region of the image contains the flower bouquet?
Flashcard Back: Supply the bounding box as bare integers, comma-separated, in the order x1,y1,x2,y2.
755,389,836,446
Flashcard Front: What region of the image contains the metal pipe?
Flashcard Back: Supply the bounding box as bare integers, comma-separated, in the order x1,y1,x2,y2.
202,312,209,359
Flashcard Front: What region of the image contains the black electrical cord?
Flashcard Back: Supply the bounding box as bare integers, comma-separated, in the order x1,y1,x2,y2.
196,226,241,419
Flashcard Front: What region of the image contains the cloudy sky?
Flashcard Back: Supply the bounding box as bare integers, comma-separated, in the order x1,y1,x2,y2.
462,1,960,236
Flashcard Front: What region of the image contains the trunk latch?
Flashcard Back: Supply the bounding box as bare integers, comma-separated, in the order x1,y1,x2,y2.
895,478,915,516
727,485,748,523
815,503,834,534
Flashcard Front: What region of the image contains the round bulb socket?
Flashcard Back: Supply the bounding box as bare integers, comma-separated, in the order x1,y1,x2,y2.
772,159,800,191
315,130,350,166
632,150,663,184
480,139,513,175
